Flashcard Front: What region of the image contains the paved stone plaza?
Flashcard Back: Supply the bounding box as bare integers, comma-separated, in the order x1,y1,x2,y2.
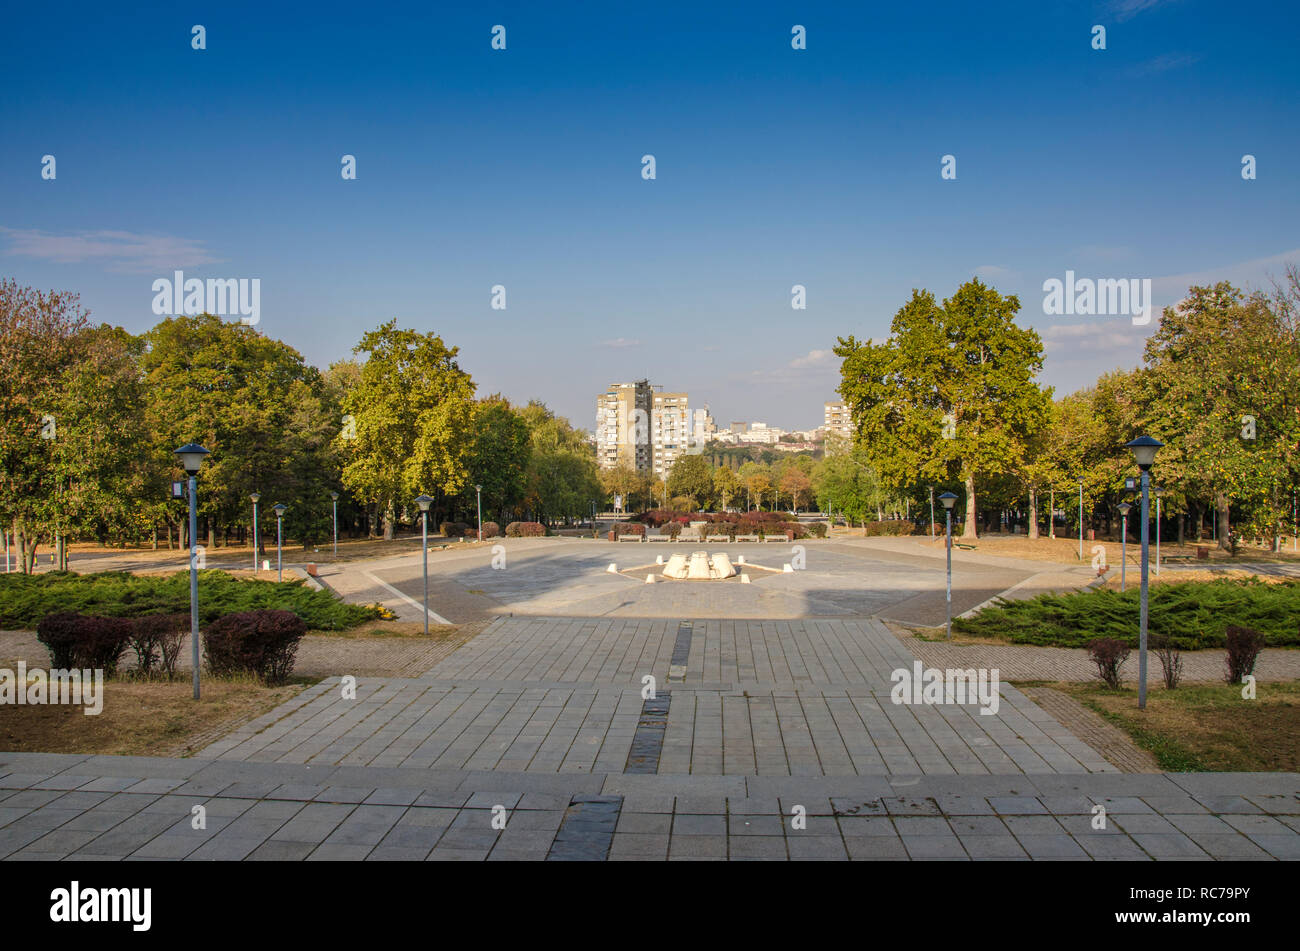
3,538,1298,861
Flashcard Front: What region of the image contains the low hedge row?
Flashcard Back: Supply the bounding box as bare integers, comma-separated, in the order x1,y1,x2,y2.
34,608,307,684
505,521,546,537
0,570,382,630
863,519,915,536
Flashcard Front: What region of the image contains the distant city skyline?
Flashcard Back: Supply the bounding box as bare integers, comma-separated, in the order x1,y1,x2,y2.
4,1,1298,431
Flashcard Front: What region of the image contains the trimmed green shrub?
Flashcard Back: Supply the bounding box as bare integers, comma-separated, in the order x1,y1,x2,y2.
954,579,1300,650
864,519,915,536
0,570,381,631
203,609,306,684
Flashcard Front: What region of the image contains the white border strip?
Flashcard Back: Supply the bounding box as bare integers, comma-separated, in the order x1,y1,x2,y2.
362,570,452,626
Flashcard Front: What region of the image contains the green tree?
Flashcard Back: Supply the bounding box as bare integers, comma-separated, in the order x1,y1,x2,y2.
143,314,329,549
834,279,1051,539
1143,282,1300,549
667,454,714,510
0,281,91,571
712,466,739,511
464,395,531,526
813,446,883,526
519,402,600,523
339,320,476,537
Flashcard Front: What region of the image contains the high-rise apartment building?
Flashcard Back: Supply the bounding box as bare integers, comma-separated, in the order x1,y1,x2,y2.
596,381,653,472
596,382,712,477
823,401,853,442
652,391,690,478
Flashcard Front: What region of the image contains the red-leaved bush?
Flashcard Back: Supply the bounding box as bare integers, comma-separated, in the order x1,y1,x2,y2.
203,609,306,684
505,521,546,537
36,612,134,672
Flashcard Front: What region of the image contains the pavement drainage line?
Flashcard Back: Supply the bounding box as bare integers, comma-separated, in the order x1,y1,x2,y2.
624,690,671,774
668,621,693,682
545,795,624,861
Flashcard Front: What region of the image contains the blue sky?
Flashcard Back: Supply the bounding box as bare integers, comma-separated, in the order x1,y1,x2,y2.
2,0,1297,431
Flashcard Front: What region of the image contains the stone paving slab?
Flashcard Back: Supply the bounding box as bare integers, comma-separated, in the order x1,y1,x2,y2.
1,754,1295,861
194,617,1112,775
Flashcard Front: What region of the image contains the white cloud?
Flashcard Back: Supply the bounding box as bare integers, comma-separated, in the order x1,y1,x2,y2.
1108,0,1180,23
1152,248,1300,299
0,226,220,273
788,349,836,369
1126,52,1200,77
598,337,642,349
1038,321,1152,353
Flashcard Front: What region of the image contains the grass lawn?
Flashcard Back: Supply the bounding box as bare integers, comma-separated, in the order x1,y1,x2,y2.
0,569,387,630
953,578,1300,649
0,677,305,757
1055,680,1300,772
307,619,459,639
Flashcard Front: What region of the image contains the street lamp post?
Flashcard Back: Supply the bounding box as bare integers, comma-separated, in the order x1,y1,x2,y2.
1124,436,1164,710
475,484,483,543
273,503,287,582
174,443,210,700
1118,501,1132,592
249,493,261,573
1154,486,1163,576
331,491,339,558
415,495,434,635
1078,479,1085,561
938,492,958,640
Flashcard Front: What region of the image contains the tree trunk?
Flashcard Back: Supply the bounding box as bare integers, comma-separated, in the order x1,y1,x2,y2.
962,475,977,539
1216,492,1231,551
1177,512,1184,546
1027,488,1039,540
383,502,394,541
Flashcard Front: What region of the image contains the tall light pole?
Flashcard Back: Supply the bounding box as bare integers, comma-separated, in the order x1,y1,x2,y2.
1118,501,1131,592
273,503,287,582
415,495,433,635
939,492,957,640
174,443,210,700
1078,479,1085,561
1124,436,1163,710
249,492,261,573
475,484,483,542
1154,486,1163,576
331,491,339,558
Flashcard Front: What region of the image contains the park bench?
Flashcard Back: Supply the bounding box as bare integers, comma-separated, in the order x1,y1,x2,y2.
734,534,760,542
647,535,672,542
617,534,645,543
705,535,730,543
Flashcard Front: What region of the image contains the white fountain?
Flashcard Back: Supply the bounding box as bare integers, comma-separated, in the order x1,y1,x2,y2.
662,550,736,580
